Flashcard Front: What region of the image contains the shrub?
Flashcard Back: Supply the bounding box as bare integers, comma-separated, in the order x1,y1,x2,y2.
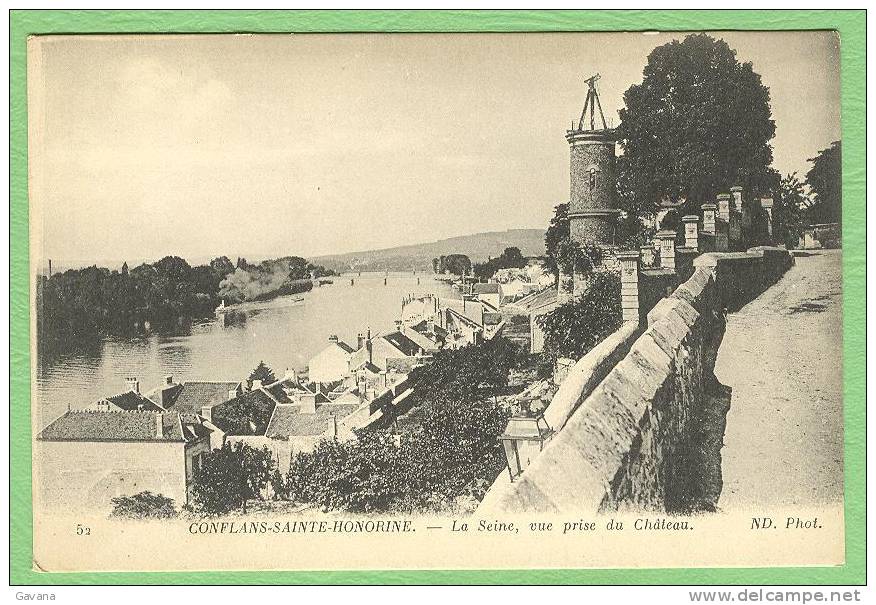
110,491,177,519
536,271,622,362
190,442,275,515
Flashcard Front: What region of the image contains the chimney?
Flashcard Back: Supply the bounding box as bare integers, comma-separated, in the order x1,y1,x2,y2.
227,389,237,401
378,370,388,390
330,414,338,439
394,319,403,332
155,413,164,439
200,405,213,423
126,377,140,394
252,379,263,390
165,374,173,386
357,333,365,349
284,367,297,382
366,328,373,364
300,392,317,414
328,334,339,343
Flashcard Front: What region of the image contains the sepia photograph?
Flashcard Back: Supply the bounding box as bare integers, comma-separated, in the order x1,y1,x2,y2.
23,26,849,574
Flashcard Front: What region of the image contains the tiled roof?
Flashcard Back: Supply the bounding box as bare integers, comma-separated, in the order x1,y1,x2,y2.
473,283,501,294
210,389,277,436
334,341,355,354
104,391,164,412
265,378,309,404
509,287,558,312
381,331,422,357
166,381,240,413
143,383,184,408
410,319,449,338
265,403,359,438
37,410,192,442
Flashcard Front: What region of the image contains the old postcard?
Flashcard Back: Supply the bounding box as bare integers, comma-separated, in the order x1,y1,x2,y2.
27,31,844,573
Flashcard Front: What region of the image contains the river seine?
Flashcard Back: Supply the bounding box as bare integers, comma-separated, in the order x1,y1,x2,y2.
35,273,456,428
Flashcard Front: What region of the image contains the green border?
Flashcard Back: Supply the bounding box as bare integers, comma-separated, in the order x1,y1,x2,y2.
10,9,865,585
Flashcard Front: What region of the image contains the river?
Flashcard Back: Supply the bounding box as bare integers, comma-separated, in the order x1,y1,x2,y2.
35,273,457,428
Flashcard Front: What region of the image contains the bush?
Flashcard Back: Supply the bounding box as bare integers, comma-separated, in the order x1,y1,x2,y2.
190,442,275,515
110,491,177,519
536,271,622,362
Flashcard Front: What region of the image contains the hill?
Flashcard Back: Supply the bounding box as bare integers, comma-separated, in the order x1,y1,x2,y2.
312,229,547,273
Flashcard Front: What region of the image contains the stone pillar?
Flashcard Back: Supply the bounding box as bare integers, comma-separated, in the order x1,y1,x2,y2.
656,230,677,271
717,193,731,223
701,203,717,235
761,196,774,239
616,251,641,324
730,186,743,213
682,215,700,250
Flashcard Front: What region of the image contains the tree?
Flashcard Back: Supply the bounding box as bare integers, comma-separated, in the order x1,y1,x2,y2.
544,203,569,280
536,271,622,363
190,442,275,515
473,246,527,281
805,140,841,225
773,173,809,249
209,256,235,277
440,254,472,276
616,34,777,216
248,361,277,388
110,491,177,519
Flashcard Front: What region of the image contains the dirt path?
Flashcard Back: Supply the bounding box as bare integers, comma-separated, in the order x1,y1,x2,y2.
716,250,843,510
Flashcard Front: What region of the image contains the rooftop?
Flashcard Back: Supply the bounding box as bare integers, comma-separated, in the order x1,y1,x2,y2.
149,381,240,413
36,410,205,443
265,403,359,438
381,331,423,357
103,390,164,413
473,283,502,294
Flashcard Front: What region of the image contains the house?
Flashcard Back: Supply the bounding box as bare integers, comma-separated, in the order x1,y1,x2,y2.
34,410,212,512
260,396,371,462
87,390,164,413
308,334,355,385
205,388,278,437
145,376,242,413
349,328,426,374
443,308,483,348
472,282,504,308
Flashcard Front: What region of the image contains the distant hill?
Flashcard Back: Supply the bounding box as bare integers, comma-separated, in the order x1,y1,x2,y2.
312,229,547,273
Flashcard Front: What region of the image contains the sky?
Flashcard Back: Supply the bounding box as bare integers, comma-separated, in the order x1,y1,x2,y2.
28,31,840,266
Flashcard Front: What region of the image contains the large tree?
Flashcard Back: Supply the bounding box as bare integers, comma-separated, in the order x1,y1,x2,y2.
805,140,841,225
617,34,777,216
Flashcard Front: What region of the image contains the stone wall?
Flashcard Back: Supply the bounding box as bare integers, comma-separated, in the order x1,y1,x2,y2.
478,247,793,514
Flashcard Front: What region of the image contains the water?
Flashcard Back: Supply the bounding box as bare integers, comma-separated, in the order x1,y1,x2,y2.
35,273,456,428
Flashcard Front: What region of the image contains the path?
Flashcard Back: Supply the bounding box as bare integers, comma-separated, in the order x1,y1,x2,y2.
716,249,843,510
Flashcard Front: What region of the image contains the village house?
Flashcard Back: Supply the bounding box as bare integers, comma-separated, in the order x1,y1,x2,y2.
145,376,242,413
472,282,504,308
86,377,164,413
307,334,355,386
35,410,212,512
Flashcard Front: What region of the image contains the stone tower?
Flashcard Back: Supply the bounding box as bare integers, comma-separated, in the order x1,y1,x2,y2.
565,74,620,247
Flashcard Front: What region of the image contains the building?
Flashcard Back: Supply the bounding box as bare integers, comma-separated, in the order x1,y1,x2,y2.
34,410,212,512
145,376,242,413
472,282,505,308
308,335,356,385
349,328,426,374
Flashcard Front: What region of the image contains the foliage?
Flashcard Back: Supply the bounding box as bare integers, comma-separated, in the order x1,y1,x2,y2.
283,338,519,513
553,239,604,275
536,271,622,362
432,254,472,276
190,442,275,515
37,252,332,348
544,203,570,280
248,361,277,388
218,255,324,304
473,247,527,281
772,173,808,248
616,34,778,215
210,391,276,436
616,213,655,249
804,140,841,225
109,491,177,519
